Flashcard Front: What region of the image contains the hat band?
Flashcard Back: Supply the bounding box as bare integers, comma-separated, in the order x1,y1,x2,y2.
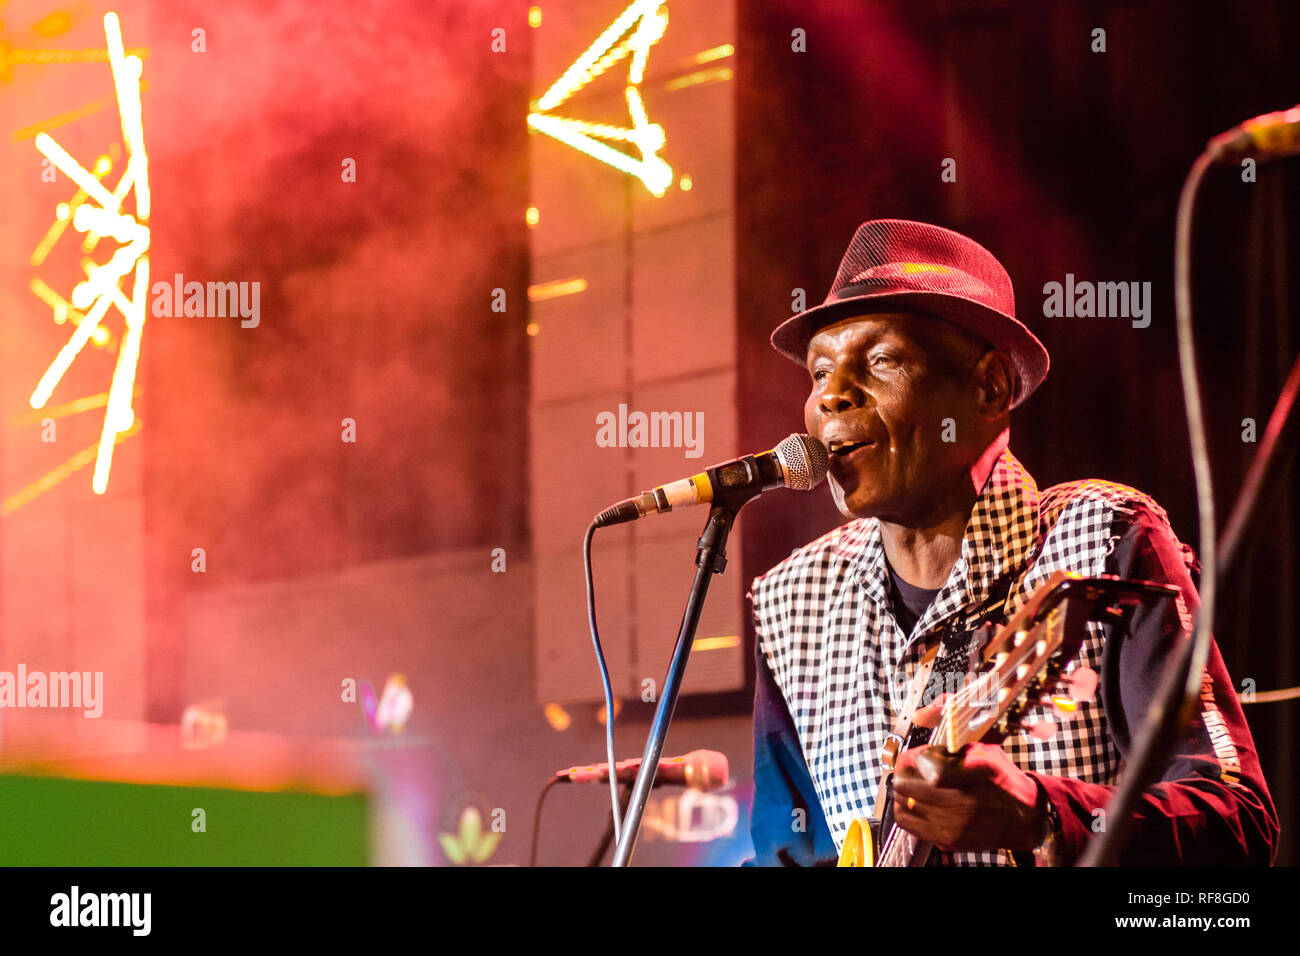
832,263,998,308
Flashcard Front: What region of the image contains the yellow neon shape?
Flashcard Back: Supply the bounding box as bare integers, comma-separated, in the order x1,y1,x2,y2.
9,390,127,427
104,13,149,219
1,419,142,517
0,46,147,67
12,97,113,142
30,292,115,408
93,258,148,493
529,113,672,196
29,278,113,346
693,635,740,652
527,0,673,197
663,66,732,92
35,132,118,209
527,277,588,302
692,44,734,65
25,11,151,497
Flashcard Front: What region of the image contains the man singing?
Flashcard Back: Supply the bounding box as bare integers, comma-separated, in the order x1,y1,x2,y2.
745,219,1279,866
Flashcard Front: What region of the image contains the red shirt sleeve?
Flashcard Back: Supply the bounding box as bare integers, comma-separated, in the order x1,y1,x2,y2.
1026,505,1279,865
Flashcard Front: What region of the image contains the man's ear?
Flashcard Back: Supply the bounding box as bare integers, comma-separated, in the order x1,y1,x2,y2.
972,350,1015,418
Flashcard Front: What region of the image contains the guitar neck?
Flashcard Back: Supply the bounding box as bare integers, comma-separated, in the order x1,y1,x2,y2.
847,573,1175,869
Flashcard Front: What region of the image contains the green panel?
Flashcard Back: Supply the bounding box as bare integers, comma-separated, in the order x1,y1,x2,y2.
0,775,369,866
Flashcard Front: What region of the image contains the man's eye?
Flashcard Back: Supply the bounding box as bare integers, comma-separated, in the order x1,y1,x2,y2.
811,368,830,383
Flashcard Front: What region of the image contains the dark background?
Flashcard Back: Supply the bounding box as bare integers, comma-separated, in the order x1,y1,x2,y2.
6,0,1289,867
134,0,1294,864
736,0,1300,863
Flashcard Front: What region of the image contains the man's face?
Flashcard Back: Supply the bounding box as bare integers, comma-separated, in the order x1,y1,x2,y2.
804,312,988,524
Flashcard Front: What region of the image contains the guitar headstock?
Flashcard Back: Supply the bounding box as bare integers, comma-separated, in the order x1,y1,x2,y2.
931,571,1179,751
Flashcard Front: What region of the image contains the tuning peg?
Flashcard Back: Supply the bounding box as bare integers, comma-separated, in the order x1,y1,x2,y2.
1061,666,1098,703
1023,718,1058,741
1038,693,1080,719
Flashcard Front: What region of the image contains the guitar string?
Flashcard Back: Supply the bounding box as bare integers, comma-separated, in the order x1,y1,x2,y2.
877,631,1043,866
877,604,1069,865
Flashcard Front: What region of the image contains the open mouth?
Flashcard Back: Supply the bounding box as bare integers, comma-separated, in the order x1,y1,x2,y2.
827,439,874,456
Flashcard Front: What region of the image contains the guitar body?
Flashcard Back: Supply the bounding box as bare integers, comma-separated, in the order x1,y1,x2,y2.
834,572,1178,868
838,815,933,867
838,817,875,867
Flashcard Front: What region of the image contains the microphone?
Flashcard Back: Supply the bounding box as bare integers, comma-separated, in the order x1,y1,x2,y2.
1208,105,1300,163
593,433,829,528
555,749,729,791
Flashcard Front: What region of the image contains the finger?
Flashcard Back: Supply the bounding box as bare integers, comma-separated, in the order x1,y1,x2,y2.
891,802,932,834
911,703,942,729
892,804,958,850
891,777,972,809
911,693,951,728
915,746,964,785
894,748,923,777
917,746,996,787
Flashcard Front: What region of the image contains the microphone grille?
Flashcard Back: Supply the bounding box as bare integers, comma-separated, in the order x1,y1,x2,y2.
775,433,829,491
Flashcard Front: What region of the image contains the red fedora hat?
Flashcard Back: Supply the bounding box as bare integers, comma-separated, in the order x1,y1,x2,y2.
770,219,1049,408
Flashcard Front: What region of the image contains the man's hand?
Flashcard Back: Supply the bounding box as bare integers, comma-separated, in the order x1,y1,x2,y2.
890,743,1044,852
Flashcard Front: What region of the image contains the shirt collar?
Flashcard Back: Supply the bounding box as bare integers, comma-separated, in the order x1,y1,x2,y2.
833,449,1040,638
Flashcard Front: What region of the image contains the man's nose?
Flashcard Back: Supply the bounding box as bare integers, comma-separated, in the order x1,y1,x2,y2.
818,367,865,415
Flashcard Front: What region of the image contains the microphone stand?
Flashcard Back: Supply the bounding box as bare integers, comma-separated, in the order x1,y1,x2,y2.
610,495,750,866
588,783,633,866
1080,144,1300,865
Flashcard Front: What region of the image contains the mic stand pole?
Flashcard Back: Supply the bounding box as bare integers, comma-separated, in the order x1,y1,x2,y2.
610,498,747,866
1079,347,1299,865
588,783,633,866
1216,348,1300,594
1080,145,1299,865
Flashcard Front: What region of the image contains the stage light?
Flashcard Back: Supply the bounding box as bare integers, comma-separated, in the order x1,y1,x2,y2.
525,204,540,226
8,389,129,427
24,11,151,498
1,419,141,516
527,277,587,302
692,634,739,652
528,112,672,196
34,133,118,208
596,698,624,725
543,703,571,731
30,155,114,268
664,66,732,92
29,279,113,346
30,293,115,409
692,43,734,65
679,174,692,191
34,13,73,38
526,322,540,337
0,13,146,78
528,0,674,197
529,7,542,28
93,257,147,493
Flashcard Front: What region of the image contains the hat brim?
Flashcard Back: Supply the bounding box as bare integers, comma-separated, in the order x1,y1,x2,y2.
770,291,1049,408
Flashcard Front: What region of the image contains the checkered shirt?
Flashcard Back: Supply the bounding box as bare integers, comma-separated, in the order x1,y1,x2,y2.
750,449,1186,865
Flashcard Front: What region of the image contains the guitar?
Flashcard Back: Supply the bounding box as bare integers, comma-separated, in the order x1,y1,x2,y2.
837,570,1179,867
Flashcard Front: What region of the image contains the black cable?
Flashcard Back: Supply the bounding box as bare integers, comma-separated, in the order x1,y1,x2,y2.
529,775,562,867
1173,150,1219,736
1079,149,1217,866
